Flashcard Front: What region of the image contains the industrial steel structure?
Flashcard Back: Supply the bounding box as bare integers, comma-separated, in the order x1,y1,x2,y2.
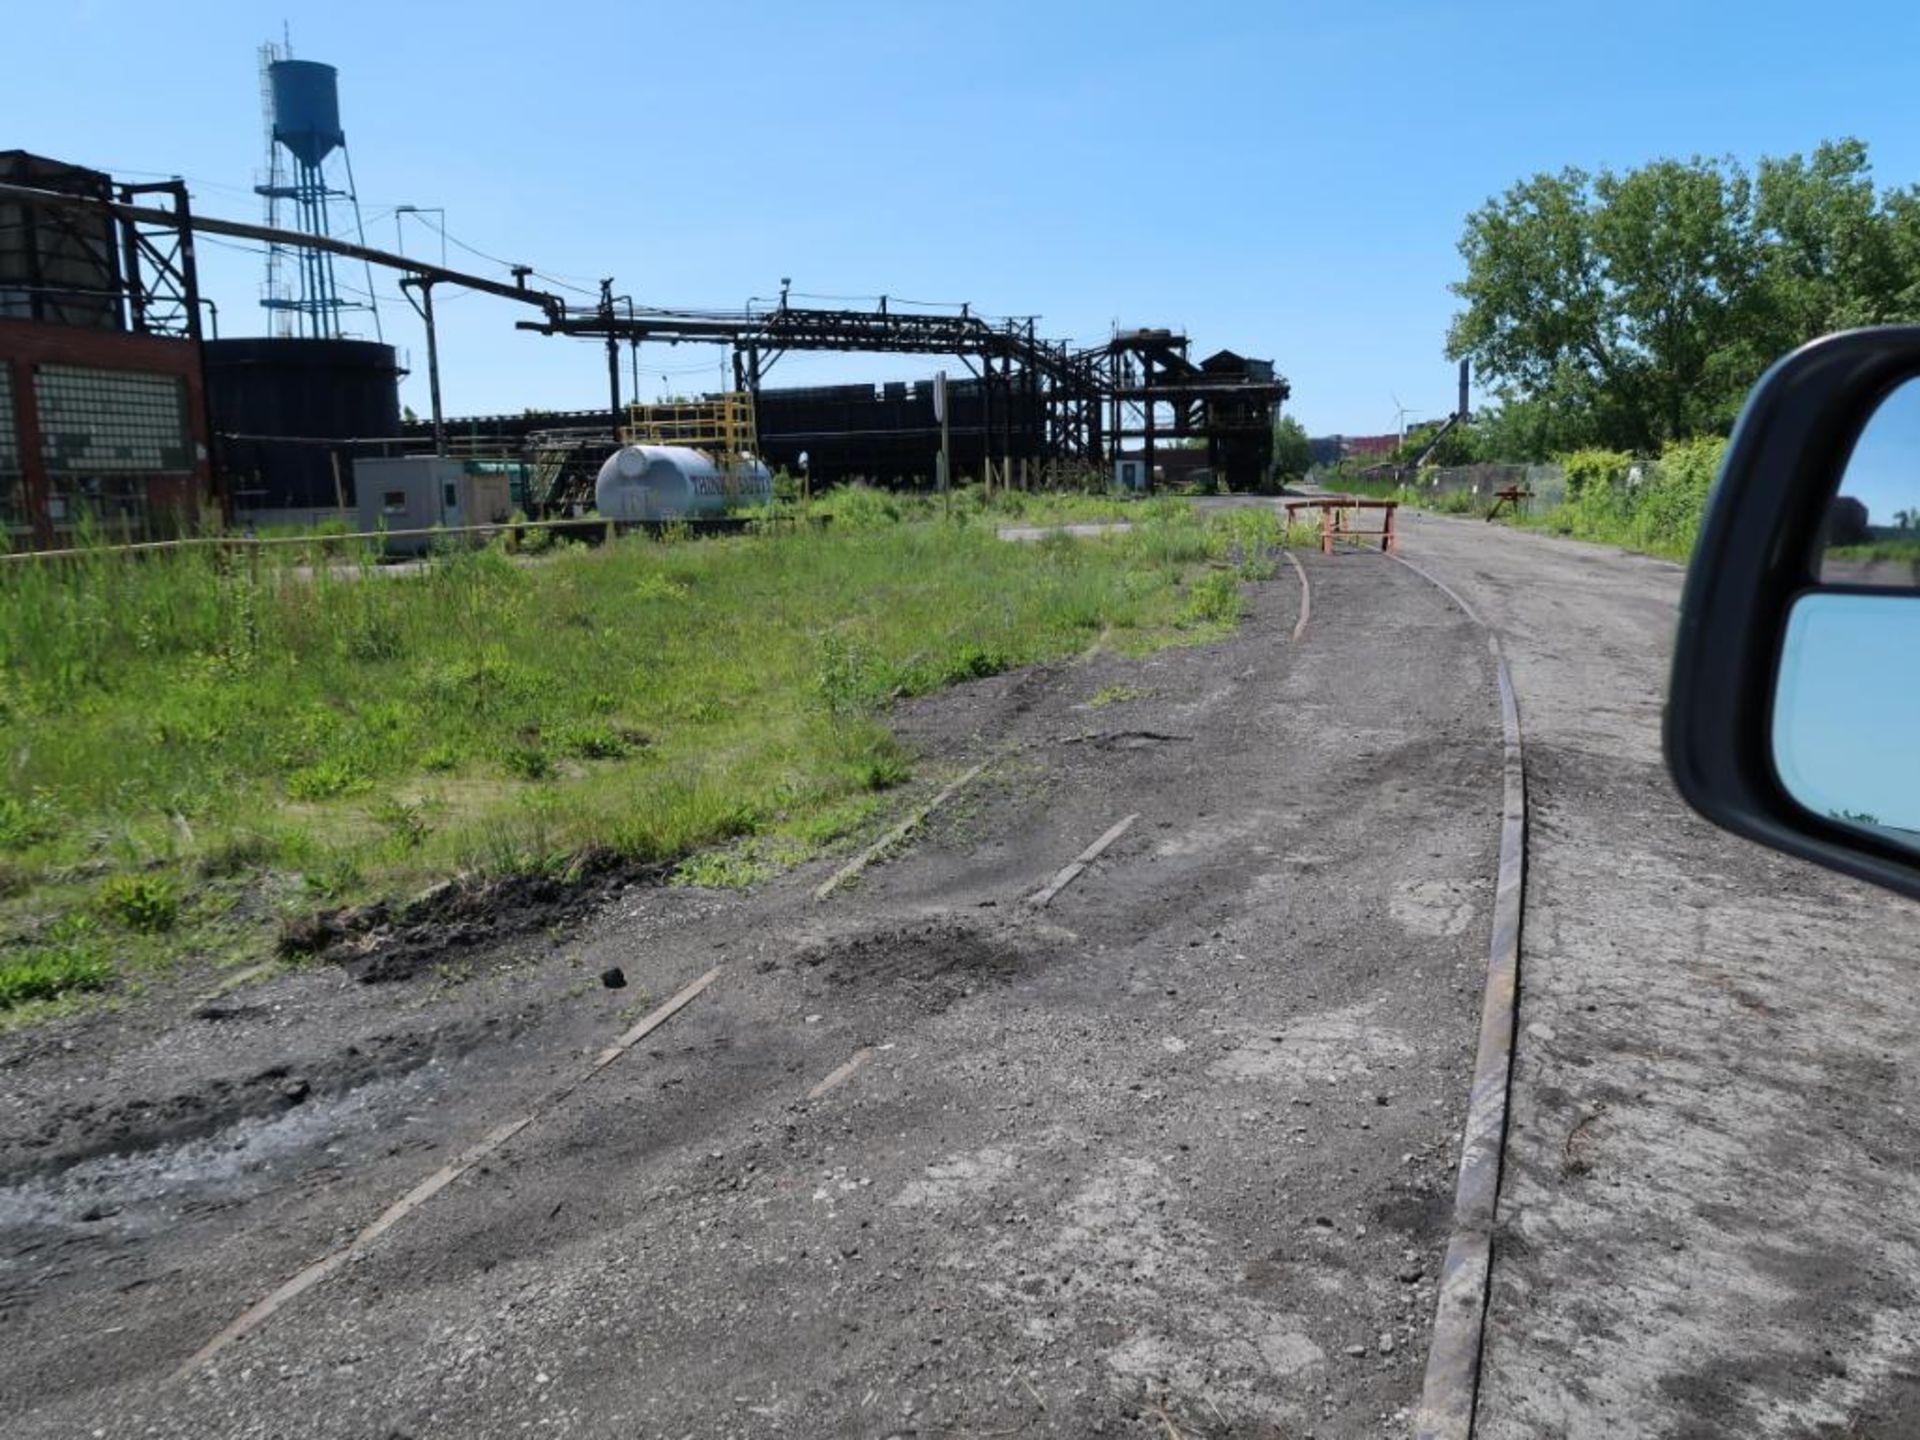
1,155,1289,545
0,171,560,545
254,46,381,341
525,295,1290,492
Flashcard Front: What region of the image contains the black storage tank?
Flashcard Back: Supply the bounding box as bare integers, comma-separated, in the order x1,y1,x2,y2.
204,337,402,518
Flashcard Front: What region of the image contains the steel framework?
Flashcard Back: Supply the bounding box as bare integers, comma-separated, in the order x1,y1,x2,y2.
524,298,1289,489
0,178,1291,494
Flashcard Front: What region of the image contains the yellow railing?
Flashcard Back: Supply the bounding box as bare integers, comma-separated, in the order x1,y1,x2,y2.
619,392,758,457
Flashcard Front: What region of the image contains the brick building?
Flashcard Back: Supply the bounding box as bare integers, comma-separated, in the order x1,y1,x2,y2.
0,152,213,549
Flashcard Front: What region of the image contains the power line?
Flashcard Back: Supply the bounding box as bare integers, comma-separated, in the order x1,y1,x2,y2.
409,211,598,298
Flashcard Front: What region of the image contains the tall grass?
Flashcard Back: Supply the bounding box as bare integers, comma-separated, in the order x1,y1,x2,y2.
812,480,1145,530
0,507,1270,1015
1322,440,1728,560
1520,438,1725,559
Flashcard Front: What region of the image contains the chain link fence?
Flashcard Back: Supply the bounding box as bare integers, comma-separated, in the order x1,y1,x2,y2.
1419,462,1566,508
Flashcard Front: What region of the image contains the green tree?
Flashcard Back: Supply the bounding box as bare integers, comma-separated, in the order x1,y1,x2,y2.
1462,397,1595,462
1447,140,1920,455
1753,140,1906,344
1271,415,1312,483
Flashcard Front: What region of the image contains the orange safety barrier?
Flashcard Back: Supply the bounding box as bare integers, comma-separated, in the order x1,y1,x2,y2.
1284,496,1399,555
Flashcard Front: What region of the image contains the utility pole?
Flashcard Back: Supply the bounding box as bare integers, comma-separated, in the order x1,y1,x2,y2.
400,276,445,457
600,278,621,433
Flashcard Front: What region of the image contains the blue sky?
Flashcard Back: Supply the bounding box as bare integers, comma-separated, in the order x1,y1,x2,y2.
1841,379,1920,527
1775,593,1920,834
12,1,1920,433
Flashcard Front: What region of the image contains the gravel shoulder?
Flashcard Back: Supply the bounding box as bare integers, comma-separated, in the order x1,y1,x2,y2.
1399,512,1920,1439
1,549,1503,1439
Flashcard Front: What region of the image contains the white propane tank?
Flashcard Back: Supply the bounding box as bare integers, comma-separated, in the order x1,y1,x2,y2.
593,445,773,521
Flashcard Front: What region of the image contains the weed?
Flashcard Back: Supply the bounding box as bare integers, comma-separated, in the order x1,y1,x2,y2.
784,793,886,849
0,939,112,1010
198,829,278,878
303,856,365,902
863,752,912,791
1088,684,1153,708
817,633,892,714
554,720,638,760
0,792,54,852
287,756,371,802
632,573,690,602
343,613,406,662
502,744,554,781
938,644,1011,685
1207,508,1284,579
672,845,775,889
373,797,434,849
98,873,180,933
1182,570,1244,627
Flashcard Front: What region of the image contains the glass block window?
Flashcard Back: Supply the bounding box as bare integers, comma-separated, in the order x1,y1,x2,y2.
34,364,191,474
0,363,18,477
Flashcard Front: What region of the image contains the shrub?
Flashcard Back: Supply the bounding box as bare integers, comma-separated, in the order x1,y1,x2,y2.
1632,437,1724,556
1535,439,1726,558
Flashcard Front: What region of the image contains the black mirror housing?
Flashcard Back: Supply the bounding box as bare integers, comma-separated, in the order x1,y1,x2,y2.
1667,325,1920,900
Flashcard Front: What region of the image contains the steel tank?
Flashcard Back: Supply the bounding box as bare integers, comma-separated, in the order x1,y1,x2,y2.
594,445,773,520
267,60,345,166
204,337,401,515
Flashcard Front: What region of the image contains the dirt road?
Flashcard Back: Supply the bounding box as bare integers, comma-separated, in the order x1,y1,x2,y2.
2,552,1503,1437
15,507,1893,1439
1398,511,1920,1438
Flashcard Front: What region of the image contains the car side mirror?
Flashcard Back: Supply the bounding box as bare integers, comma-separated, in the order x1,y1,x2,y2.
1668,326,1920,899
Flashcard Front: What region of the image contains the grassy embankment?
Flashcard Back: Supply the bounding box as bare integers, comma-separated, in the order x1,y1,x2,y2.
0,496,1288,1021
1320,436,1728,561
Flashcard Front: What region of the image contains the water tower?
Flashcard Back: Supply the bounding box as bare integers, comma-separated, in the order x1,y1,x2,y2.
255,42,380,340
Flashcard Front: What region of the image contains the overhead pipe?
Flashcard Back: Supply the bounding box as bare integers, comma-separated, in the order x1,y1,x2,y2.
0,181,566,317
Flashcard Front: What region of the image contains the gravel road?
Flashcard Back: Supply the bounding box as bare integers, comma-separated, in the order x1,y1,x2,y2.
1,548,1503,1438
1399,511,1920,1439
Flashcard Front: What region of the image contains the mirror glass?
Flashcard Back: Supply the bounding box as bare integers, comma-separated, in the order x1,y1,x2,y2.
1773,592,1920,846
1822,377,1920,585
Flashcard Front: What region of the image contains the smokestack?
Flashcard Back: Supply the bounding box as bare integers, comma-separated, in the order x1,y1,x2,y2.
1457,359,1471,421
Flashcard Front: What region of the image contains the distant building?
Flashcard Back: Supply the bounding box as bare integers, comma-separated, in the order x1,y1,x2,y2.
1343,433,1402,458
